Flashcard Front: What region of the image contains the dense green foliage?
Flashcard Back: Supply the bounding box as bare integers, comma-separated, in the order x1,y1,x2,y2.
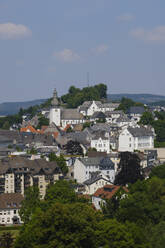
139,110,165,146
61,84,107,108
150,164,165,179
0,232,14,248
117,97,144,113
64,140,83,155
19,186,40,224
0,114,22,130
44,180,79,205
114,152,144,186
139,111,154,125
48,153,68,175
36,115,49,129
14,167,165,248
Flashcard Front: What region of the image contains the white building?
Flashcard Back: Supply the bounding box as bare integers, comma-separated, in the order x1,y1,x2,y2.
0,193,23,225
91,131,110,153
118,126,155,152
78,101,119,117
83,172,112,195
74,157,115,184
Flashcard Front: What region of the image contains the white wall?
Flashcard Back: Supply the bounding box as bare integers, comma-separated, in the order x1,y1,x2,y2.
92,196,105,210
74,159,86,183
85,179,112,195
74,159,115,183
49,108,61,126
118,129,134,152
91,137,110,153
87,101,100,116
0,208,23,225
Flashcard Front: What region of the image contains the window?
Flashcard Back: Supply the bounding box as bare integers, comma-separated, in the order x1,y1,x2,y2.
8,211,10,215
2,218,4,223
7,218,10,222
14,210,17,214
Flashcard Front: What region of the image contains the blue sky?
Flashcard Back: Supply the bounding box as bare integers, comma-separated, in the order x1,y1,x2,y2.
0,0,165,102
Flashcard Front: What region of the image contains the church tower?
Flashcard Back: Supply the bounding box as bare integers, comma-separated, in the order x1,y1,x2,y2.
49,89,61,126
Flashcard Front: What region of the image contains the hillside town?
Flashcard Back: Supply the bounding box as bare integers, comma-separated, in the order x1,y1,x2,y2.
0,86,165,229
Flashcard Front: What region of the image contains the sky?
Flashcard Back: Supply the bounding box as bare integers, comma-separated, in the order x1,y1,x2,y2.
0,0,165,102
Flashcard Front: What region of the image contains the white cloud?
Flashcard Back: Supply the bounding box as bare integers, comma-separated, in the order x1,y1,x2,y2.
0,23,32,39
131,26,165,42
92,44,109,55
53,49,80,62
117,14,134,22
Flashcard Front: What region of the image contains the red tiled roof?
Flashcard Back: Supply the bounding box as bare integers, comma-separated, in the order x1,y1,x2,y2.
93,185,128,200
20,126,38,133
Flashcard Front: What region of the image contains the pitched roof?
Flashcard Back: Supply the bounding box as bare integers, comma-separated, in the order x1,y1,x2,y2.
79,101,102,111
61,109,84,120
88,151,107,157
43,123,60,133
93,185,128,199
116,114,130,123
84,174,112,186
79,157,114,170
91,111,106,119
127,126,154,137
20,126,38,133
105,110,123,117
101,103,120,109
0,157,61,175
90,123,112,132
0,193,24,209
92,130,109,140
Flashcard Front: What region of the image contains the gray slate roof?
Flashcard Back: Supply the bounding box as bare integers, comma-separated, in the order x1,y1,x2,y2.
116,114,130,123
128,126,154,137
66,131,90,145
83,174,111,185
61,109,84,120
0,157,61,175
91,112,106,119
92,130,109,140
79,157,114,170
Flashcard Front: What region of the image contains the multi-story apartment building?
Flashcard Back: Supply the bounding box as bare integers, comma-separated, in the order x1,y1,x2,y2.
0,157,62,199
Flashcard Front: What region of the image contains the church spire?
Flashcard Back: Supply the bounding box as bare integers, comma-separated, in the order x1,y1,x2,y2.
51,88,59,107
